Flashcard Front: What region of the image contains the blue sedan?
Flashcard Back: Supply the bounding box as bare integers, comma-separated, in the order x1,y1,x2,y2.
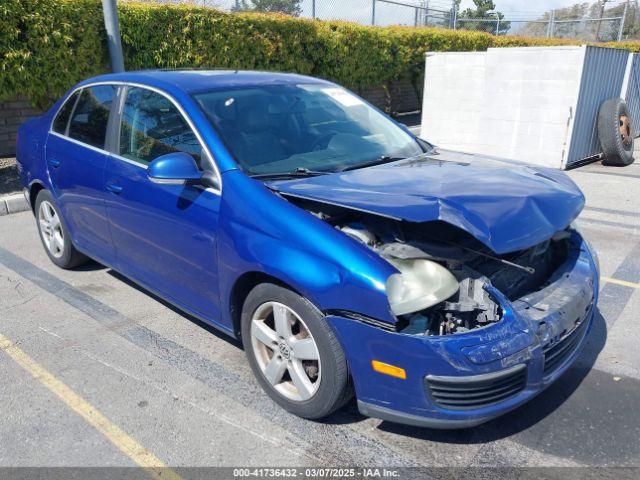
16,70,599,428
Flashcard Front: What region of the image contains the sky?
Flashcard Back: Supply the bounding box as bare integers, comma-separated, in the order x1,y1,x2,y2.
460,0,574,12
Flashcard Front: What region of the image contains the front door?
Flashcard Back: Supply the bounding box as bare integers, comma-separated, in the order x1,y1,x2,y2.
46,85,117,264
104,86,222,321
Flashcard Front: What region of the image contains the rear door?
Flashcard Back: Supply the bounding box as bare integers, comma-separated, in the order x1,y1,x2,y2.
46,85,118,264
104,85,222,321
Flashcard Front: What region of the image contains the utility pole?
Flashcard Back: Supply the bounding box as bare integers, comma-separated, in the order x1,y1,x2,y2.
618,0,629,41
547,9,555,38
101,0,125,73
595,0,609,41
424,0,429,27
451,0,457,29
486,11,500,35
371,0,376,25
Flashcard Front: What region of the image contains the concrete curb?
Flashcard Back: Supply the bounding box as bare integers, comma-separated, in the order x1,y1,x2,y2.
0,192,29,216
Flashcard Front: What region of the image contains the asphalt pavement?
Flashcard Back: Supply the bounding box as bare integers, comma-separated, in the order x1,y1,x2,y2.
0,158,639,476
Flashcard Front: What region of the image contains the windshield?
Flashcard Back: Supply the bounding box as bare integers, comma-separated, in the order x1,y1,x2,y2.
193,84,424,175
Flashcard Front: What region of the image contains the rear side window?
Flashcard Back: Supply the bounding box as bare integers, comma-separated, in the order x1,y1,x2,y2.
52,91,79,134
118,87,203,166
68,85,116,148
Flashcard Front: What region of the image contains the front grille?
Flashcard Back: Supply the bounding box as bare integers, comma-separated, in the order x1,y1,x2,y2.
425,364,527,410
543,318,589,377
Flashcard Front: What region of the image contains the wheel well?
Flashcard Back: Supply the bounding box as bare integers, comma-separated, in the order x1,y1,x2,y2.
229,271,300,339
29,182,45,213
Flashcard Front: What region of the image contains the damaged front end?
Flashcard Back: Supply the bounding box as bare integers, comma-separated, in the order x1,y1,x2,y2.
387,225,572,337
262,153,596,427
289,195,577,338
283,195,598,427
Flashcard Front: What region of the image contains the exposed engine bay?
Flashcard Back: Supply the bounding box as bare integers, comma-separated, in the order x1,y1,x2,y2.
289,197,570,336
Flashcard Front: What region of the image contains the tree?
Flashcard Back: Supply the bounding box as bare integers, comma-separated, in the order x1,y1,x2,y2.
232,0,302,16
456,0,511,35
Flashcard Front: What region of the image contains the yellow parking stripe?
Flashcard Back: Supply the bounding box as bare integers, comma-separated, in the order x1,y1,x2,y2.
602,276,640,290
0,332,181,480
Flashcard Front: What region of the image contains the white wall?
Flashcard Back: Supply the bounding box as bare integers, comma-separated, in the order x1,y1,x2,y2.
421,47,586,169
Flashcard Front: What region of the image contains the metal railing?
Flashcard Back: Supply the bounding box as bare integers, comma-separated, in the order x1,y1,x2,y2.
456,15,625,41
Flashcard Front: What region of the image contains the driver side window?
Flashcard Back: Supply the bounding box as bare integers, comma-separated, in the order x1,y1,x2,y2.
119,87,203,166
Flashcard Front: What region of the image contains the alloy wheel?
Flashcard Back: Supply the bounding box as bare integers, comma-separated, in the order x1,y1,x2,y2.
250,301,321,402
38,201,64,259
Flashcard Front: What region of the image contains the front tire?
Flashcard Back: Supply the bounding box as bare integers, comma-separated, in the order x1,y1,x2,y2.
241,283,353,419
35,189,88,269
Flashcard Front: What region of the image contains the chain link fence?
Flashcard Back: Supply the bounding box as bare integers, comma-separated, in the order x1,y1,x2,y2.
457,16,624,41
372,0,452,27
553,17,624,41
126,0,628,42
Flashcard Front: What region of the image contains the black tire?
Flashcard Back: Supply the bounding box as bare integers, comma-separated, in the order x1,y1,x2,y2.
34,189,88,269
598,98,635,166
241,283,353,419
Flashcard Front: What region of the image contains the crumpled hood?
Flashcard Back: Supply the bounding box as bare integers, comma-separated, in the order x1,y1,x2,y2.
269,150,585,254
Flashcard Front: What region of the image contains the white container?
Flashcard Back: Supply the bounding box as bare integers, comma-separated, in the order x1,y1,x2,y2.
420,46,633,169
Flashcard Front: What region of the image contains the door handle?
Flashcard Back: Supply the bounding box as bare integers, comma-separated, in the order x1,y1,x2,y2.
48,158,61,168
106,182,123,194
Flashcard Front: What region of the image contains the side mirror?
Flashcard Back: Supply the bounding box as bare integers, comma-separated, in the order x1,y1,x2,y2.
147,152,203,185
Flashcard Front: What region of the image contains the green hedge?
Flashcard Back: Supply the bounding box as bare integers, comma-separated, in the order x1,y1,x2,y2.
115,5,497,100
2,0,640,109
0,0,107,108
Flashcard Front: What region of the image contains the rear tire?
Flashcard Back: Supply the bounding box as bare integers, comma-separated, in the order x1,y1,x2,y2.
598,98,635,166
241,283,353,419
34,189,88,269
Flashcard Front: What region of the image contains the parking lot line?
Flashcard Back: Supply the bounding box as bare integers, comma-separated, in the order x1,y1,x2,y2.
602,276,640,289
0,332,182,480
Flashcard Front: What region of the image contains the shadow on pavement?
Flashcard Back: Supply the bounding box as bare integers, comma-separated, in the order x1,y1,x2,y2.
74,260,109,272
106,269,243,349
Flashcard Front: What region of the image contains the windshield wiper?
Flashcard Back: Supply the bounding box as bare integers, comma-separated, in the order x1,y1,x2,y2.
249,167,329,180
340,155,406,172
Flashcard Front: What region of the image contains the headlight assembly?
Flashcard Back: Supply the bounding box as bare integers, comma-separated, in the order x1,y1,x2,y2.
385,258,459,316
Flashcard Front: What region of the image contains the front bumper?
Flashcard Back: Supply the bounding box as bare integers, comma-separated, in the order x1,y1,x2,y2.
328,231,598,429
357,399,510,429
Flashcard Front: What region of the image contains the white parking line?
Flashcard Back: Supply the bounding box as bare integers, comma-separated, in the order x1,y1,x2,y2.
0,332,182,480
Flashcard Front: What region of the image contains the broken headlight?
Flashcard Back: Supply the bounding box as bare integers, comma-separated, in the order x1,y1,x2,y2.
385,258,459,316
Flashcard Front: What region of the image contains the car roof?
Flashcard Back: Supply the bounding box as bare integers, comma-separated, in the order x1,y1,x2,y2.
78,70,333,95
